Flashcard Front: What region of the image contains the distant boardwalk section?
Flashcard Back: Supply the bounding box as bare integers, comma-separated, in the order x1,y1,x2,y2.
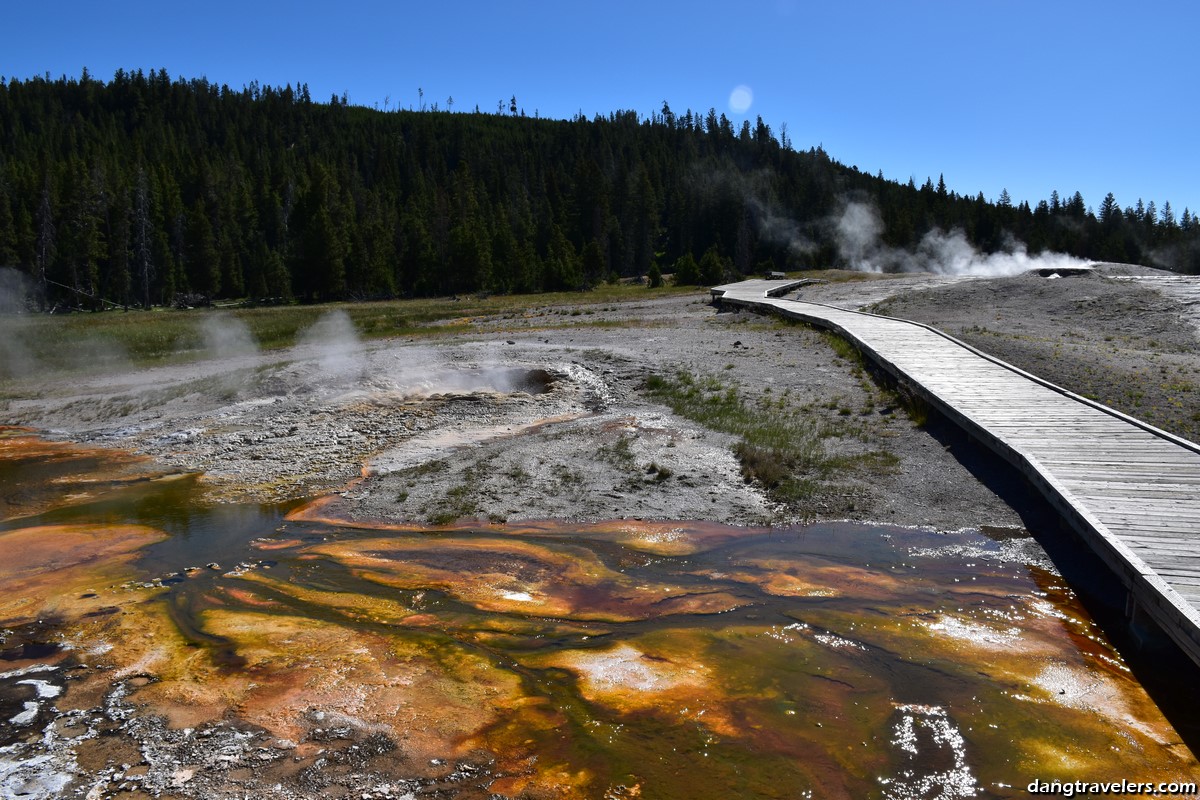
713,279,1200,666
710,278,804,301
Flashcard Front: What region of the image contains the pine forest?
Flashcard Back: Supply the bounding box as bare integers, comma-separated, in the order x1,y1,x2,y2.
1,69,1197,311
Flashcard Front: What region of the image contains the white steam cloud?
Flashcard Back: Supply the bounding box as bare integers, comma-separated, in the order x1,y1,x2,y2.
747,194,817,258
196,313,261,398
833,201,1090,277
199,314,259,360
0,269,131,379
297,310,365,385
835,202,883,268
693,167,816,259
357,344,552,398
0,268,33,314
0,269,35,379
0,317,34,380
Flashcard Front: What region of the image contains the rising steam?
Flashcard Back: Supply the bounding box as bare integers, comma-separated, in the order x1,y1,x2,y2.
0,268,132,379
199,314,260,360
0,268,33,314
0,317,34,381
694,168,817,257
297,310,366,385
832,201,1090,276
0,269,35,380
194,313,262,398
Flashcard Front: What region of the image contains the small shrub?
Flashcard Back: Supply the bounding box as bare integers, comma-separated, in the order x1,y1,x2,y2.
734,442,789,490
646,462,673,482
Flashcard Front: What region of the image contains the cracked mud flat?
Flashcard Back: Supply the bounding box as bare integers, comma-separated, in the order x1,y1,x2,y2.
2,275,1200,796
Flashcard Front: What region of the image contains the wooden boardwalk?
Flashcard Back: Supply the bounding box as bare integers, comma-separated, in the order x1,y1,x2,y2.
713,279,1200,666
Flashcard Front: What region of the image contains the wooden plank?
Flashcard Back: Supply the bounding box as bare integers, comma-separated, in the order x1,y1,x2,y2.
1119,528,1200,538
1086,509,1200,521
1117,532,1200,545
996,431,1173,441
1130,554,1200,565
1039,458,1200,467
1062,466,1200,478
1151,564,1200,576
1104,524,1200,537
1140,557,1200,569
1066,479,1200,489
1020,453,1196,463
1153,574,1200,587
1126,552,1200,562
1109,533,1200,545
1072,492,1200,502
1085,502,1200,515
1099,512,1199,524
1140,561,1200,571
1123,547,1200,558
1124,548,1200,559
1127,548,1200,561
990,425,1151,434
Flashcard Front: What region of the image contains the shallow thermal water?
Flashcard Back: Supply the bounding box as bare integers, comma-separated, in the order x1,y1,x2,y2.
0,429,1197,798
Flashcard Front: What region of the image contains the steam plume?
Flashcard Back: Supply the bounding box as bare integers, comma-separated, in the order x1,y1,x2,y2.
832,201,1089,276
0,268,33,314
199,314,259,359
0,317,33,381
0,269,35,379
0,269,130,378
365,344,551,397
693,168,816,259
298,310,365,385
194,313,261,398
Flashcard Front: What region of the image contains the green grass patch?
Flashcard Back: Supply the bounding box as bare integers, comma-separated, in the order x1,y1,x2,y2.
816,331,932,428
599,435,638,471
646,462,673,482
422,456,496,524
644,371,829,502
2,282,701,373
821,331,867,367
645,370,900,506
427,482,481,526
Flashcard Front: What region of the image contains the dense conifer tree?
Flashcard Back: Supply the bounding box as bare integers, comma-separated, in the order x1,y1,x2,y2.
0,70,1195,312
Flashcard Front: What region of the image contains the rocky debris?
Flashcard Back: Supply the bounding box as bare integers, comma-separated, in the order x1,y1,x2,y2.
1,664,65,743
1,673,501,799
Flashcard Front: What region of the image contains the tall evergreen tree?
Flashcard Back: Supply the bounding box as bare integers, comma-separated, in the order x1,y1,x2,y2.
184,201,220,298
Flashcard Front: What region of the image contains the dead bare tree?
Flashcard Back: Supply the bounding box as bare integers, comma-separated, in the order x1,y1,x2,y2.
35,178,54,310
133,166,154,309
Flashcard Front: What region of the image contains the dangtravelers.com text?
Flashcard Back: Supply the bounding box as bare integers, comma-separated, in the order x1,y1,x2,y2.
1028,779,1198,797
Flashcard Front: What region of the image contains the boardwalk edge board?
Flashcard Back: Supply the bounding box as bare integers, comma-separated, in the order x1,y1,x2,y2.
712,279,1200,666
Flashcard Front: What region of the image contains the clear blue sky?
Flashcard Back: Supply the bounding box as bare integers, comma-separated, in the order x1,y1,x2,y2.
5,0,1197,217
